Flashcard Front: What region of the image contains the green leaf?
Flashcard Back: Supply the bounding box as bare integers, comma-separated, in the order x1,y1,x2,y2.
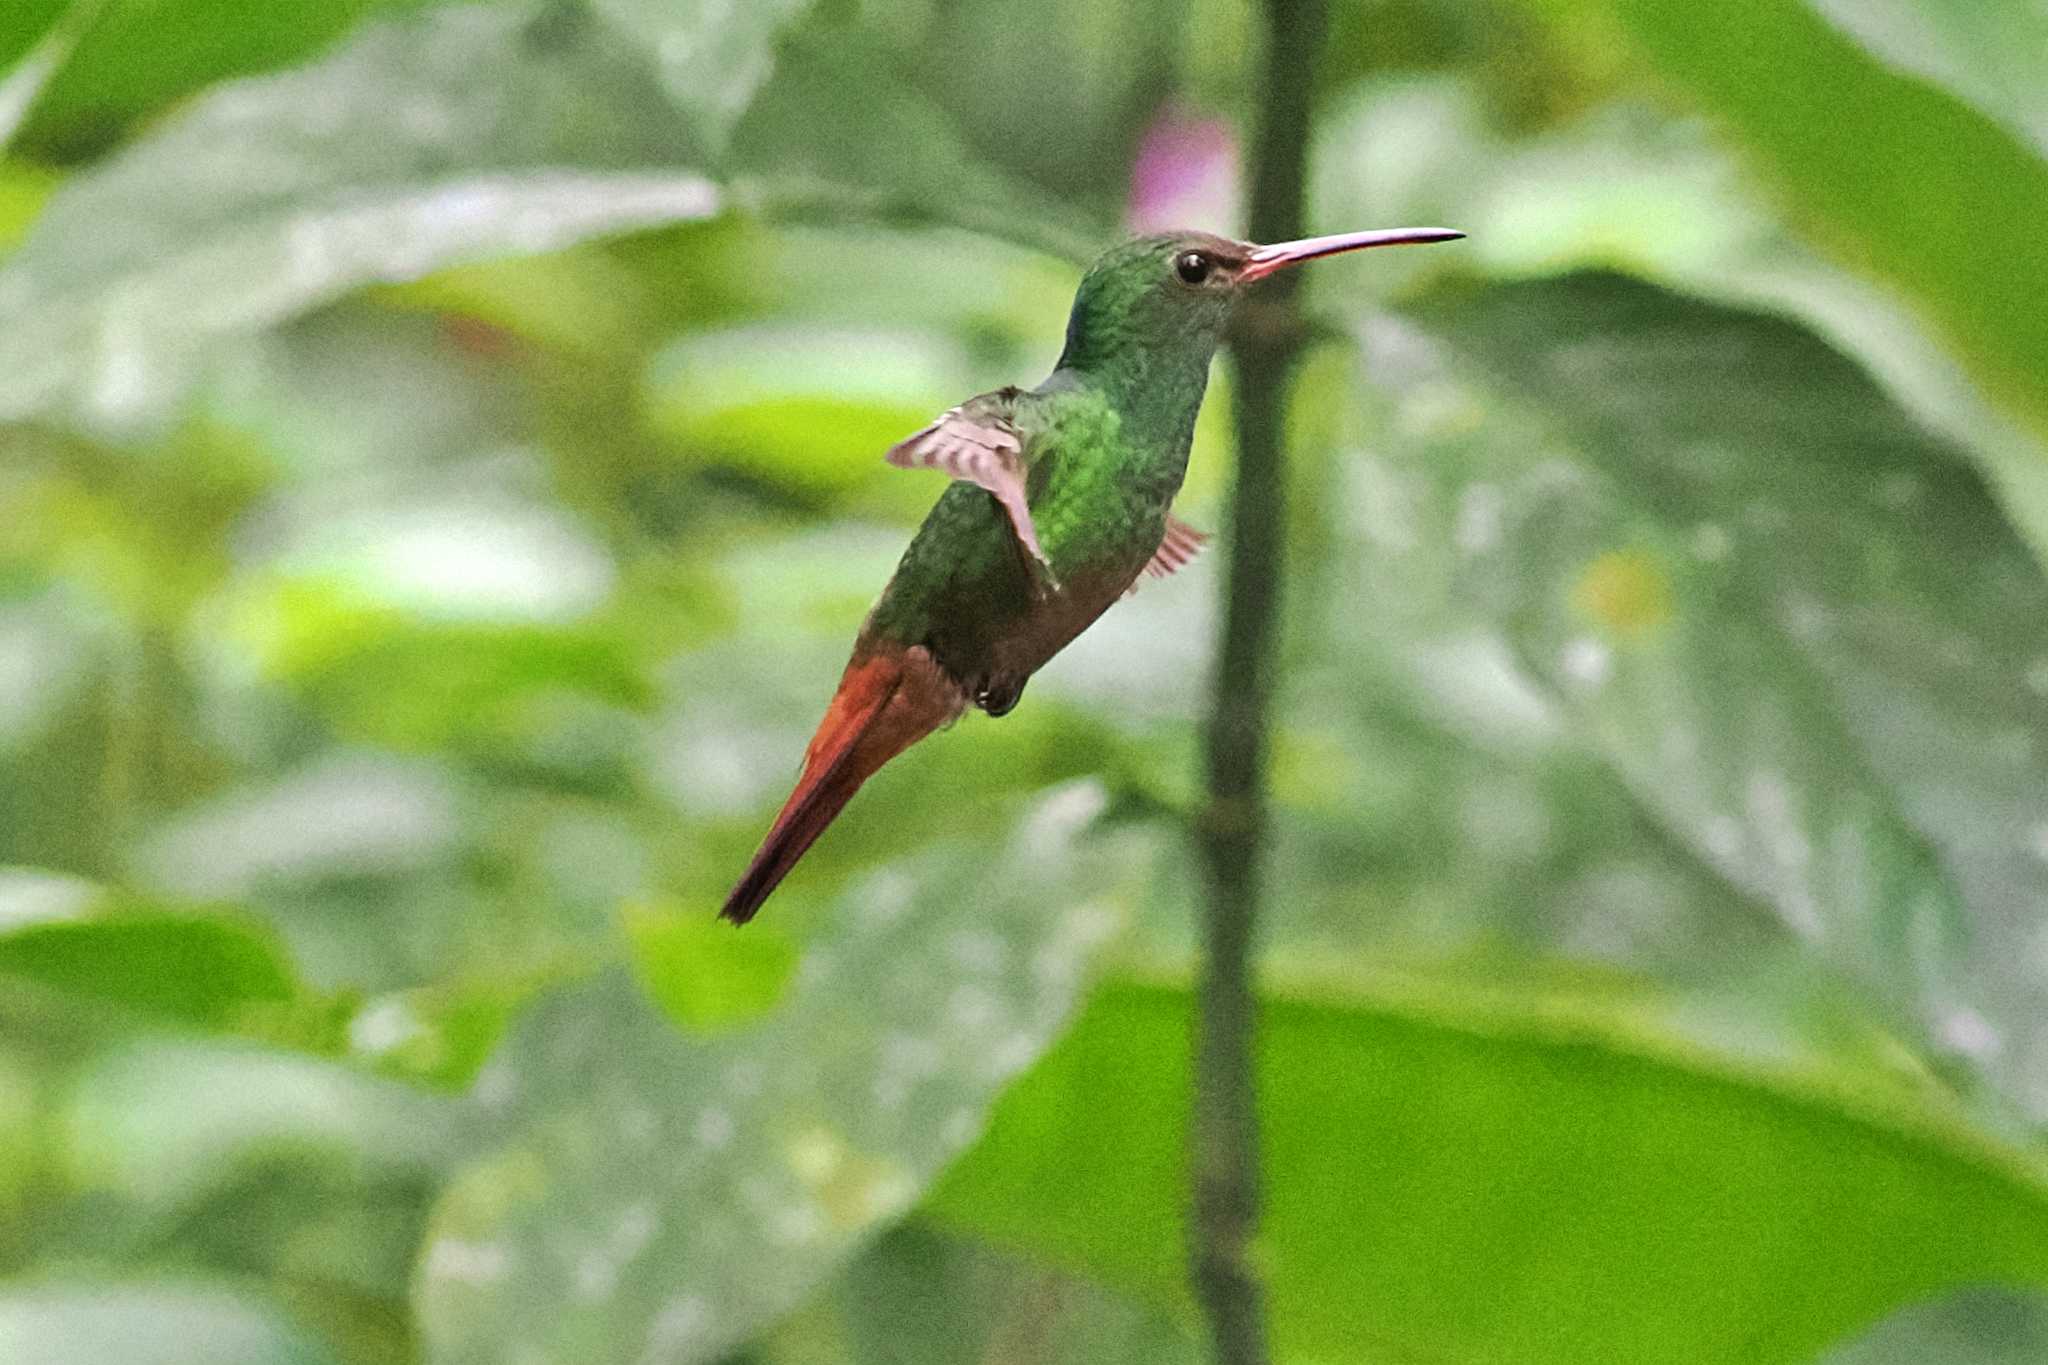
0,1281,339,1365
727,22,1103,264
138,754,460,903
644,322,981,499
908,0,1192,213
1356,272,2048,1113
0,3,718,432
199,307,528,480
0,0,449,156
0,0,110,155
1310,72,2048,567
931,976,2048,1364
0,158,56,251
624,898,799,1034
65,1035,461,1214
585,0,816,153
415,784,1152,1365
1835,1285,2048,1358
0,910,294,1028
762,1225,1202,1365
208,505,643,755
0,867,303,1029
1531,0,2048,461
1806,0,2048,161
1823,1286,2048,1364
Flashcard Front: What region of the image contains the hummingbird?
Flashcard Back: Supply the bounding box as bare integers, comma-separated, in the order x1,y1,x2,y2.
720,225,1463,924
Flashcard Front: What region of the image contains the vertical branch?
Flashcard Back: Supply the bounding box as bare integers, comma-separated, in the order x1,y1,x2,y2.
1191,0,1327,1361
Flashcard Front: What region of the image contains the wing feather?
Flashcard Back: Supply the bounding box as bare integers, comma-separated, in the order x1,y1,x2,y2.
1121,514,1210,598
885,389,1056,587
1143,513,1210,580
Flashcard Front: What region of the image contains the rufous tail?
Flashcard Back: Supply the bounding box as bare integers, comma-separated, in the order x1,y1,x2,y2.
719,644,963,925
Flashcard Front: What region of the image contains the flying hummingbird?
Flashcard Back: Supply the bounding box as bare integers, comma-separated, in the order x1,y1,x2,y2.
720,225,1463,923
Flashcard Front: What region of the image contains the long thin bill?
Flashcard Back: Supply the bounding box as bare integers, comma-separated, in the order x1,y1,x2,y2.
1240,226,1464,282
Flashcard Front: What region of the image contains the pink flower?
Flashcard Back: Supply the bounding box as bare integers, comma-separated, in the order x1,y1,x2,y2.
1126,103,1241,235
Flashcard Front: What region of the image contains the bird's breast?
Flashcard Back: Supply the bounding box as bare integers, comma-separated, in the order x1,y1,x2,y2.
989,559,1146,683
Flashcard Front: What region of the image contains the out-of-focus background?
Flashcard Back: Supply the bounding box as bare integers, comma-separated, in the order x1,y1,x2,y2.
3,0,2048,1361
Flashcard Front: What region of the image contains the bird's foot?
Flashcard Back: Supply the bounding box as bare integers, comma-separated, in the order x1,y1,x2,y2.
976,675,1028,717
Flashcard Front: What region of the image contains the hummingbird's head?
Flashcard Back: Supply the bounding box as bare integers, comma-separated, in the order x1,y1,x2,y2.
1056,227,1463,375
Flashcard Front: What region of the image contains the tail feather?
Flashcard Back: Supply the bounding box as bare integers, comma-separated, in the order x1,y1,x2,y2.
720,645,963,924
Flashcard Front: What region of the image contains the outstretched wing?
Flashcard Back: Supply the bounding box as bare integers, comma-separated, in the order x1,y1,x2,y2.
885,387,1054,585
1135,513,1210,587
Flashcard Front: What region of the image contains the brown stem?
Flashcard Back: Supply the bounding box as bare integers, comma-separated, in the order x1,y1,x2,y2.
1190,0,1328,1360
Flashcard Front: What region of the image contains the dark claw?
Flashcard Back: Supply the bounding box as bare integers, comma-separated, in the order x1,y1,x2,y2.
976,676,1027,717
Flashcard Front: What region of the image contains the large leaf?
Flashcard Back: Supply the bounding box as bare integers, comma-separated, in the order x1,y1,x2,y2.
726,23,1102,263
139,754,461,904
0,909,295,1029
1310,72,2048,568
930,975,2048,1364
0,3,718,432
65,1035,460,1215
912,0,1191,212
0,0,108,155
643,321,984,499
415,784,1153,1365
1345,272,2048,1115
1529,0,2048,454
586,0,815,152
0,1282,338,1365
1806,0,2048,163
762,1224,1203,1364
1825,1286,2048,1364
0,0,447,156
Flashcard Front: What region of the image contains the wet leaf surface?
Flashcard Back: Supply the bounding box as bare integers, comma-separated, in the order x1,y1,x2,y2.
1353,272,2048,1113
416,785,1153,1365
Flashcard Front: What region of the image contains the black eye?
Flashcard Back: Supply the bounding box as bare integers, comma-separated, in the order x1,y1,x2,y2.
1175,250,1213,284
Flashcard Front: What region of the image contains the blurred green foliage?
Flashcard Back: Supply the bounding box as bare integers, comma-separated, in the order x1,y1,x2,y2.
2,0,2046,1361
